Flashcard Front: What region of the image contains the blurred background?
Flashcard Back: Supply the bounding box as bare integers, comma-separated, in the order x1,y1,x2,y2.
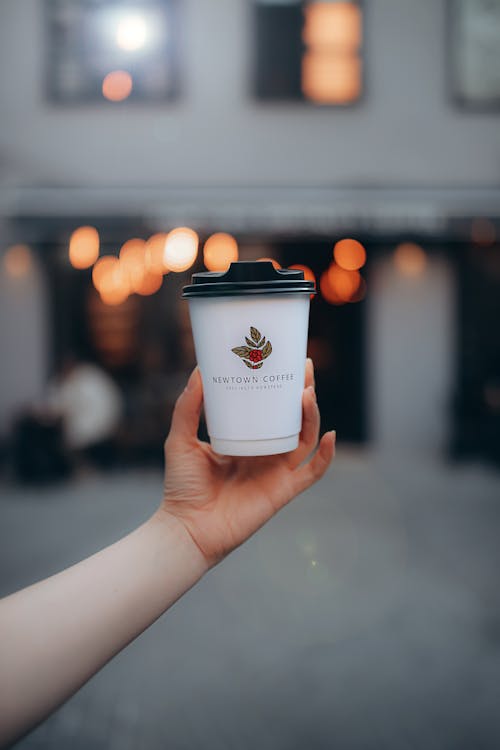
1,0,500,747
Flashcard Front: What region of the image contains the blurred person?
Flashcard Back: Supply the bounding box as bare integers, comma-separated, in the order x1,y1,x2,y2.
0,360,335,748
48,355,123,469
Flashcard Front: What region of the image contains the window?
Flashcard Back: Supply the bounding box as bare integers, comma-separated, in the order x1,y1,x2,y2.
46,0,181,103
254,0,363,105
449,0,500,110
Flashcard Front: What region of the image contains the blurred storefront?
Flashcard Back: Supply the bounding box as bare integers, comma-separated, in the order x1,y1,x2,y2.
1,0,500,470
1,186,499,469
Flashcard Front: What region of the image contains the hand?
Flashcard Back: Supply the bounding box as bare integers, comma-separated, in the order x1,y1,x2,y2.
159,358,335,568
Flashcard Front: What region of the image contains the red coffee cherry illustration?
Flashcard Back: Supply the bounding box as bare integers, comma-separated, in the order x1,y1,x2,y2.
231,326,272,370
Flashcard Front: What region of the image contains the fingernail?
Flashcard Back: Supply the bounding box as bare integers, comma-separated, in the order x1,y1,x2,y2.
330,430,336,442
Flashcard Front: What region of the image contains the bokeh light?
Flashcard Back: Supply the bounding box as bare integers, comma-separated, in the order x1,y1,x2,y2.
333,238,366,270
302,2,362,50
3,244,33,278
302,51,361,104
92,256,118,290
289,264,316,299
320,263,366,304
320,269,344,305
97,257,130,305
145,233,169,275
119,238,146,290
393,242,427,278
301,1,362,105
163,227,199,272
257,257,281,270
116,14,148,51
203,233,239,272
102,70,133,102
95,257,121,293
100,285,130,306
69,226,99,269
327,263,361,302
134,271,163,296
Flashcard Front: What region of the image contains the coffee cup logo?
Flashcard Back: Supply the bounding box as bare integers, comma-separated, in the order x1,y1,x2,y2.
231,326,272,370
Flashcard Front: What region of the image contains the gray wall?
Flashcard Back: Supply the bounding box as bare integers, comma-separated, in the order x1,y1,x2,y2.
0,235,49,434
0,0,499,189
368,254,455,455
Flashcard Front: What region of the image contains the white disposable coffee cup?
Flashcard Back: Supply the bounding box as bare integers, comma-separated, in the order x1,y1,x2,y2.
182,261,316,456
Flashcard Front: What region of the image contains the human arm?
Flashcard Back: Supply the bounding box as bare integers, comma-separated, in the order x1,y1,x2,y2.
0,359,335,747
0,514,207,747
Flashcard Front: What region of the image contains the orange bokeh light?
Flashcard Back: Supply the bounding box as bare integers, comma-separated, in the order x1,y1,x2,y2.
333,238,366,270
163,228,199,272
203,233,239,272
3,244,33,278
326,263,362,302
303,2,362,51
320,269,344,305
99,259,127,293
94,257,130,306
289,264,316,299
257,257,281,270
134,271,163,296
302,50,361,104
320,266,365,305
302,1,362,105
120,238,146,289
145,234,169,275
102,70,133,102
393,243,427,278
92,256,118,290
99,285,130,306
69,226,99,269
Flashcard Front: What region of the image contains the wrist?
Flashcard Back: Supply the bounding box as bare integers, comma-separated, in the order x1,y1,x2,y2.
150,506,210,577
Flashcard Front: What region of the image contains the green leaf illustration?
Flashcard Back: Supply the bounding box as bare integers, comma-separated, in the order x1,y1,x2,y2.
242,359,254,369
252,361,263,369
250,326,261,343
232,346,252,358
261,341,272,359
245,336,255,347
256,337,266,348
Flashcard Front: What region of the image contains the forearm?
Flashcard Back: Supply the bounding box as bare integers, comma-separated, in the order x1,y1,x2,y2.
0,511,207,747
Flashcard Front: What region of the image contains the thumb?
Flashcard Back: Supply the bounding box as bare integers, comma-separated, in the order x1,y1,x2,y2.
168,367,203,445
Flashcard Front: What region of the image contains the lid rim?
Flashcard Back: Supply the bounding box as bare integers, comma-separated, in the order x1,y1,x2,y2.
182,261,315,298
182,287,316,298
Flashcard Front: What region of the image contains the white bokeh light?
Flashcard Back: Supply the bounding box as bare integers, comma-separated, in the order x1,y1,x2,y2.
116,14,148,51
163,228,199,272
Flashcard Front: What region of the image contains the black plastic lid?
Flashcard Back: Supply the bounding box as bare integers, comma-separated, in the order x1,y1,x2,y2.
181,261,316,298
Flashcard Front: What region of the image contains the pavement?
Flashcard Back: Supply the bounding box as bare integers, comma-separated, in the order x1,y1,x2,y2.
1,450,500,750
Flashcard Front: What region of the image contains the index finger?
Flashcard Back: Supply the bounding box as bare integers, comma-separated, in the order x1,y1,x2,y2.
304,357,315,389
167,367,203,447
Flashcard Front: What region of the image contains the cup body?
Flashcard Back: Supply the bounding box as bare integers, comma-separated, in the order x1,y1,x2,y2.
188,292,311,455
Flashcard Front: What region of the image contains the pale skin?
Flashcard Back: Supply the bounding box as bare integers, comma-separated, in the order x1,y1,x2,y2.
0,358,335,748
